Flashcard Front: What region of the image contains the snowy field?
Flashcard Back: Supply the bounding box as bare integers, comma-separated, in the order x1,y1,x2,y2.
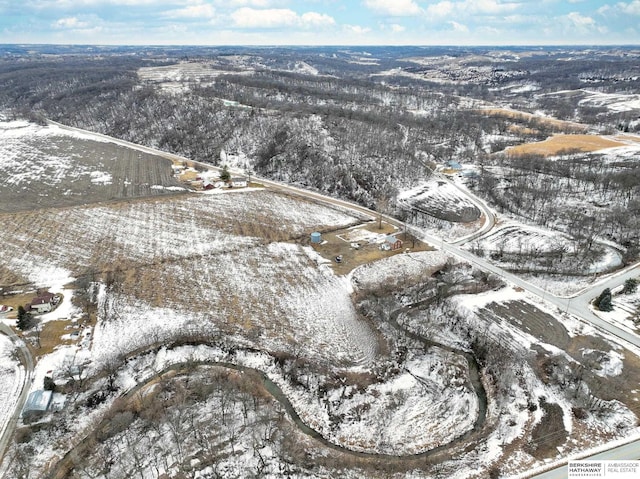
351,250,449,292
470,223,577,256
0,118,185,213
0,189,365,286
0,333,23,446
576,90,640,112
91,241,379,368
399,178,481,223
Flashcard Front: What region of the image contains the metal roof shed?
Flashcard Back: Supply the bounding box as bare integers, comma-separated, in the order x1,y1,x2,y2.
22,390,52,417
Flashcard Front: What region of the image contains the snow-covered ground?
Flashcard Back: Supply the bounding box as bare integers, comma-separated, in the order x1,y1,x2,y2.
464,219,623,295
399,178,481,223
591,281,640,332
0,334,23,445
0,189,364,285
0,119,114,188
351,250,449,291
576,90,640,112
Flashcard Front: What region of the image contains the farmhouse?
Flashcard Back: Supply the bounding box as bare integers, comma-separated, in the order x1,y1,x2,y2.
27,292,57,314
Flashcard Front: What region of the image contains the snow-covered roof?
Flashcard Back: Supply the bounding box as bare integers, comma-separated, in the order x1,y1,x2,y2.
23,389,52,413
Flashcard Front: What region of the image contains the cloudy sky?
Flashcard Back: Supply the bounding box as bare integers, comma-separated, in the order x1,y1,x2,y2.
1,0,639,46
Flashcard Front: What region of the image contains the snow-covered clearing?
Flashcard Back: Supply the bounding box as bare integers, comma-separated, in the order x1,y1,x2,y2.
397,178,485,242
0,118,185,213
464,219,623,293
0,120,112,188
352,250,449,292
0,334,23,444
576,90,640,112
399,178,480,223
470,223,576,255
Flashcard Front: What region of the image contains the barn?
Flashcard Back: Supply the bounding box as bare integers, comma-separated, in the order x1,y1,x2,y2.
384,235,403,251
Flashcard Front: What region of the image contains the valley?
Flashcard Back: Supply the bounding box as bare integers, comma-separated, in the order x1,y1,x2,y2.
1,45,640,479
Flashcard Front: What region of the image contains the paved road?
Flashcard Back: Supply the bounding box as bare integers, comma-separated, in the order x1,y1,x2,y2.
0,322,34,466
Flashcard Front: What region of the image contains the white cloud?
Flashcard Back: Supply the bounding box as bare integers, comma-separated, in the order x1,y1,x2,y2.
54,16,90,29
231,7,297,28
427,1,454,17
390,23,405,32
616,0,640,15
566,11,596,27
344,24,371,34
231,7,335,29
449,20,469,32
427,0,520,18
163,3,216,19
363,0,422,16
300,12,336,27
501,14,533,25
51,14,105,36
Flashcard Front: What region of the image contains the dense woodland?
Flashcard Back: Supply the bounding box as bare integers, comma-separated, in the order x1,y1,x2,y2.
1,44,639,257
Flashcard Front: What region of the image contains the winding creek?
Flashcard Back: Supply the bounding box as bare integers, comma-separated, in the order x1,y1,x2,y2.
46,296,490,477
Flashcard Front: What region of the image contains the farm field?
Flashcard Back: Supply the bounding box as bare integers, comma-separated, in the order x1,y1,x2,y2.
0,119,186,213
506,134,627,156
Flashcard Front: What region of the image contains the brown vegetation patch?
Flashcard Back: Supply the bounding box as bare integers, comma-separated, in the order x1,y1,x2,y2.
525,400,567,460
477,301,570,349
616,133,640,144
310,221,432,275
506,134,626,157
477,108,588,132
507,124,538,135
36,320,76,357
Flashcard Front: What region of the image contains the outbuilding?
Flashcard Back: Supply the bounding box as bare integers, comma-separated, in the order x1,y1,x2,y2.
22,390,53,419
384,235,403,251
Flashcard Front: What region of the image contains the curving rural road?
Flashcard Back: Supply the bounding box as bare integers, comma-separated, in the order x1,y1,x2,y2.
42,121,640,474
0,322,34,467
